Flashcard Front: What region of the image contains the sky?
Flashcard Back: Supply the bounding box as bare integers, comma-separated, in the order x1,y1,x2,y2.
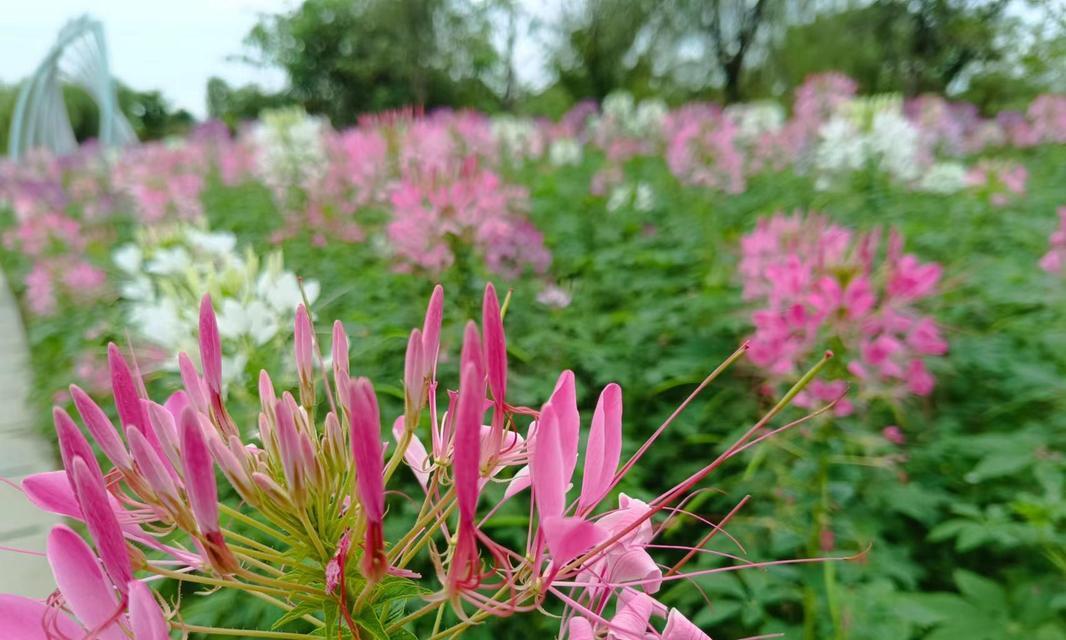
0,0,563,119
0,0,293,118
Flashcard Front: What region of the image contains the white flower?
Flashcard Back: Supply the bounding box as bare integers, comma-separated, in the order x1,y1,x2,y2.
869,111,921,182
634,182,656,212
112,244,142,274
119,276,154,302
128,298,187,353
491,116,542,160
185,229,237,257
145,247,192,276
918,162,968,194
252,106,328,195
537,283,572,309
814,117,866,175
606,185,632,213
726,101,785,140
548,138,582,166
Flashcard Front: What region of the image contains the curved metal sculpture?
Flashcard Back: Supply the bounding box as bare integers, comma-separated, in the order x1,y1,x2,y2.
7,15,136,160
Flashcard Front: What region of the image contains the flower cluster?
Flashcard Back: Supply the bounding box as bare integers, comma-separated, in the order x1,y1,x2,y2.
113,224,318,385
1,284,847,639
111,141,208,223
965,159,1029,206
1040,206,1066,274
250,106,330,205
387,158,551,276
812,94,928,188
664,105,746,194
741,212,948,416
0,151,111,315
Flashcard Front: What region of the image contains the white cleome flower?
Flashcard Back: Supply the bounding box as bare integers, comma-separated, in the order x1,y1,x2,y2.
918,162,969,194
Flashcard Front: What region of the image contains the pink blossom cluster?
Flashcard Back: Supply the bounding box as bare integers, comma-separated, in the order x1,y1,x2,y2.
111,141,208,223
0,284,851,639
1039,207,1066,274
741,212,948,415
387,157,550,276
0,155,110,315
965,159,1029,206
663,104,747,194
790,72,859,142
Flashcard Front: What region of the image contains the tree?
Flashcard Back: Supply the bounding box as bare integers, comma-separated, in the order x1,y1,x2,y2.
244,0,502,125
769,0,1011,97
672,0,778,103
206,77,293,127
548,0,665,101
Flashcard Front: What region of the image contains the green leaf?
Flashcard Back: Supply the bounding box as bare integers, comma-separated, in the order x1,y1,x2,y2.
953,570,1008,611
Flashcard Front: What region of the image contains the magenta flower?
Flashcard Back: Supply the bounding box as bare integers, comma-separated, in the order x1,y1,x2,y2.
1,282,851,639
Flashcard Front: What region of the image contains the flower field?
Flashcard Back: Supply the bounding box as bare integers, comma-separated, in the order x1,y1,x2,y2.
0,74,1064,639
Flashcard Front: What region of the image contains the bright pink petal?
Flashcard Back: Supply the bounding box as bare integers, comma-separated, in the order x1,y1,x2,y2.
294,304,314,384
53,407,104,492
46,525,125,640
348,378,384,522
70,385,131,472
108,343,148,434
421,285,444,378
482,283,507,409
179,407,219,535
69,456,133,594
454,362,486,523
198,295,222,394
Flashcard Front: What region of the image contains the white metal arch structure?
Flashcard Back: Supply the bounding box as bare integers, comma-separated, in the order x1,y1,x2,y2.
8,15,137,160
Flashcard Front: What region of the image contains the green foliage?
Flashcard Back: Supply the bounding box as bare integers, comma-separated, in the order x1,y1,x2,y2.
245,0,503,124
4,145,1066,638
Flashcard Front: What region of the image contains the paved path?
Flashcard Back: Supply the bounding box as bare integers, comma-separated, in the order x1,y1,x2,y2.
0,271,59,597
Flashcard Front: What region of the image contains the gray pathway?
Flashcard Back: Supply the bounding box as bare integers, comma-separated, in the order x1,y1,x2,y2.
0,272,59,597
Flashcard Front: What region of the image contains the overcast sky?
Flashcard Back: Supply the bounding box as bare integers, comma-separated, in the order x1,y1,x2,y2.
0,0,563,118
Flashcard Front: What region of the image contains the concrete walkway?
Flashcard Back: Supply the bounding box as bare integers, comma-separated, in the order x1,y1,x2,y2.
0,271,59,597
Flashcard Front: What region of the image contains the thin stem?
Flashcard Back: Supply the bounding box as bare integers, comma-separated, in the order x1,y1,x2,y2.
171,624,310,639
385,599,442,633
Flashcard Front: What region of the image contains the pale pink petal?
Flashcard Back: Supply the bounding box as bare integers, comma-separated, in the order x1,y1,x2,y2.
609,547,663,594
568,616,595,640
542,515,607,568
46,525,125,640
128,580,170,639
579,383,622,512
392,417,429,490
662,608,712,639
532,402,565,520
0,595,83,639
610,590,656,639
549,371,580,481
